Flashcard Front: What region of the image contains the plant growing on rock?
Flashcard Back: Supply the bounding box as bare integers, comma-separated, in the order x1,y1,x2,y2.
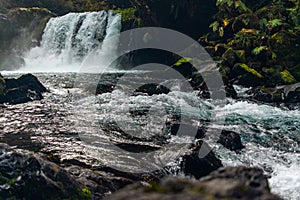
204,0,300,87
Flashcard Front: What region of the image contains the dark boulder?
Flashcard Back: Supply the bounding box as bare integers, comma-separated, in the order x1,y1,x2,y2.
96,83,115,95
135,83,171,96
181,141,223,179
0,74,47,104
107,166,281,200
217,130,245,152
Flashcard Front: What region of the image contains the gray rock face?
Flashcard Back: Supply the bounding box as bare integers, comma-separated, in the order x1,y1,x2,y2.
107,166,281,200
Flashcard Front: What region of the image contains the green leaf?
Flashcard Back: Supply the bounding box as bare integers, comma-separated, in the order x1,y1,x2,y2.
252,46,267,55
267,19,282,29
174,58,192,67
217,0,233,6
219,27,224,37
209,21,220,32
271,52,277,60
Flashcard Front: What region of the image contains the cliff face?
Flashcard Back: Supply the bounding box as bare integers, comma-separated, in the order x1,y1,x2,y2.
0,7,55,70
130,0,217,39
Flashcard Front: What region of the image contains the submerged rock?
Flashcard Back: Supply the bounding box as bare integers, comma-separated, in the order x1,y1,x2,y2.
181,141,223,179
0,74,47,104
135,84,171,96
107,166,281,200
217,130,245,152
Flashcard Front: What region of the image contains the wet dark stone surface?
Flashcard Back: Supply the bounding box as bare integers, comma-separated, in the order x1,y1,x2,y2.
218,130,245,152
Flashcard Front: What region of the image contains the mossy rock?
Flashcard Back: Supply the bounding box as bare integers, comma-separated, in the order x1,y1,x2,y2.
280,70,297,84
232,63,264,87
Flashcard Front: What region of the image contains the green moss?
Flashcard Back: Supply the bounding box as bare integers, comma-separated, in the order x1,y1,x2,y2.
280,70,297,84
174,57,192,67
115,8,136,22
78,187,92,200
239,63,263,78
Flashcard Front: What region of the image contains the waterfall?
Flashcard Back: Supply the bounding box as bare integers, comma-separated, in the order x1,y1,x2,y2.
22,10,121,73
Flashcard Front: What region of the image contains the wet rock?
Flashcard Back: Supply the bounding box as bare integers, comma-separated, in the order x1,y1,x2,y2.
135,84,171,96
249,83,300,107
171,61,236,99
225,84,238,98
217,130,245,152
181,141,223,179
0,74,47,104
96,83,115,95
0,143,86,199
107,166,281,200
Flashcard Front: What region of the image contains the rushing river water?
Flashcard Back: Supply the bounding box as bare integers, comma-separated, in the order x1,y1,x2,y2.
1,71,299,199
1,8,300,199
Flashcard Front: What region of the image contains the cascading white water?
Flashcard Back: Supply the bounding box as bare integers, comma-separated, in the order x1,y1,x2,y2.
21,10,121,73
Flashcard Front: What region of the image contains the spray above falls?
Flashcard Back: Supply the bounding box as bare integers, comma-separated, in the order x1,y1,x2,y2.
23,10,121,72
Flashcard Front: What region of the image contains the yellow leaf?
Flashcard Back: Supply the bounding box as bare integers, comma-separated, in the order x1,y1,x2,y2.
223,19,230,27
241,28,257,34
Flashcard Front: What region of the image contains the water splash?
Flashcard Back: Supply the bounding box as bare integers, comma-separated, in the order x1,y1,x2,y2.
20,11,121,73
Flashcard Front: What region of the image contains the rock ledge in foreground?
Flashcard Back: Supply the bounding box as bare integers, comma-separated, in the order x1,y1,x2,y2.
107,166,281,200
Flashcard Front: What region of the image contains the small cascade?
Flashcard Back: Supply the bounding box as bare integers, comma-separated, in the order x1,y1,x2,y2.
22,10,121,72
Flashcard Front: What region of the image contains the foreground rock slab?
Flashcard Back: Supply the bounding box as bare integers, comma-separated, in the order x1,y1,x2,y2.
0,143,86,199
107,166,281,200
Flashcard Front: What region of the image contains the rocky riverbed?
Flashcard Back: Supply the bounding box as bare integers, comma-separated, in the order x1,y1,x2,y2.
0,72,299,199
